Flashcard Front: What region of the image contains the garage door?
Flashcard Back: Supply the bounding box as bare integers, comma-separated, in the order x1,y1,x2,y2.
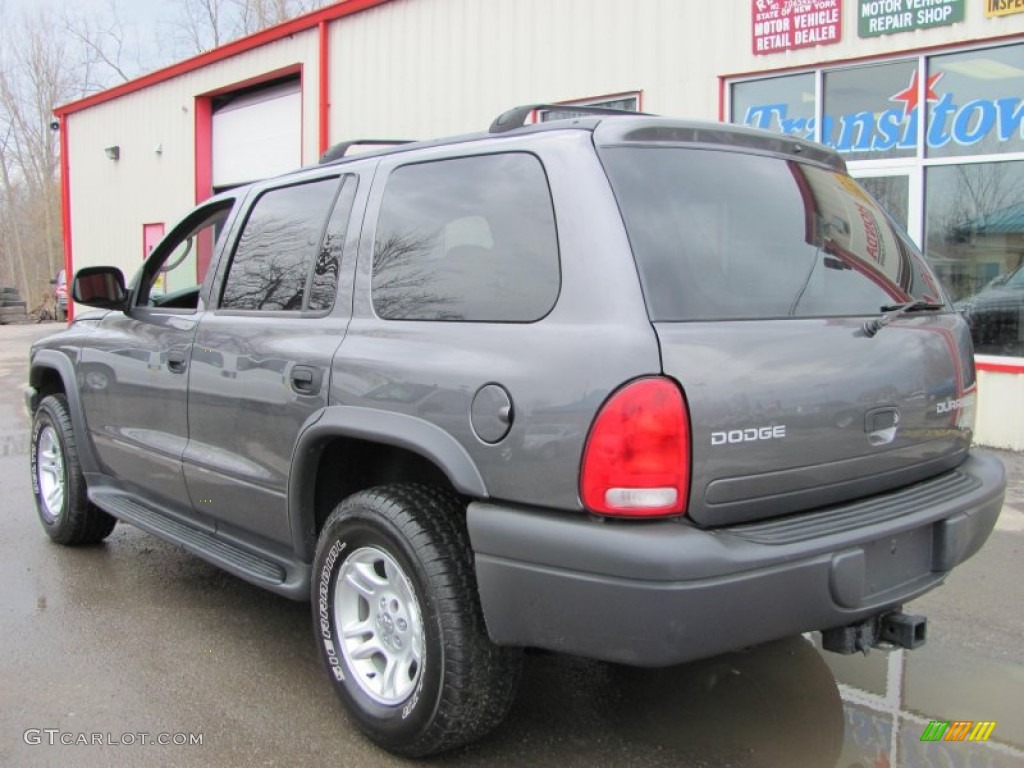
212,80,302,190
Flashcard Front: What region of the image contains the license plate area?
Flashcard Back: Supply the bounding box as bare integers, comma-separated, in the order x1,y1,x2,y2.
862,525,933,599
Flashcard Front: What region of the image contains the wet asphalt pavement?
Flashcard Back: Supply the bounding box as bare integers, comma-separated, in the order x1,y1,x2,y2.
1,323,1022,768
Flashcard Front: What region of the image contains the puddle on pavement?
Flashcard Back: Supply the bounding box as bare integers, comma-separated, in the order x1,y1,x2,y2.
491,634,1024,767
815,635,1024,767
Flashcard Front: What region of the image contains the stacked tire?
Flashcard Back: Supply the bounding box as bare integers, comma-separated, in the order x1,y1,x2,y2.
0,286,29,325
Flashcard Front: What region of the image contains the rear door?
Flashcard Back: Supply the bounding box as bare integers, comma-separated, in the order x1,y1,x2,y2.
599,138,975,527
183,171,364,546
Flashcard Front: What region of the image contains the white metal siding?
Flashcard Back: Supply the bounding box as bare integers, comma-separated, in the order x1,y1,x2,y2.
325,0,1024,139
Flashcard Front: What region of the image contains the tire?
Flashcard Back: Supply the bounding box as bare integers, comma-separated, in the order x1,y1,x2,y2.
30,394,116,545
312,484,521,757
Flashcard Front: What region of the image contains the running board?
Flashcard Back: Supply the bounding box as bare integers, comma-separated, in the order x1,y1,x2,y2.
89,489,309,598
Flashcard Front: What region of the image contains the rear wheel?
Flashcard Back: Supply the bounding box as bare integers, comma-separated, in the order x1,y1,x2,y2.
312,484,521,757
31,395,116,545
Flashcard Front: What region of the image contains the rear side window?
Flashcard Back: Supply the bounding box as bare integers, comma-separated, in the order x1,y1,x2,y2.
372,153,559,322
221,177,341,311
601,147,945,322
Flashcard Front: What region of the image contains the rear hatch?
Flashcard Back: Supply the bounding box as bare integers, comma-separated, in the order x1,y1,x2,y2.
597,120,976,527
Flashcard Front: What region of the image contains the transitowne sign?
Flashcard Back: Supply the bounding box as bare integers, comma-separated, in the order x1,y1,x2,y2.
858,0,964,37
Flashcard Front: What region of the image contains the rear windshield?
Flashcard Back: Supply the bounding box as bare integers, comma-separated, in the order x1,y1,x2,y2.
600,147,946,322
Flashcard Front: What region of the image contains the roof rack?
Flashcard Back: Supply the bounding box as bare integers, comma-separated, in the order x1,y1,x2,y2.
489,103,650,134
319,139,414,164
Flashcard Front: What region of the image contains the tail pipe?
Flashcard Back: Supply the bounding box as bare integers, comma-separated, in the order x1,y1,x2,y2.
821,609,927,655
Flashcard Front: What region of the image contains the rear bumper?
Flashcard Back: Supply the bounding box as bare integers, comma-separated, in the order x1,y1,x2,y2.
467,451,1005,666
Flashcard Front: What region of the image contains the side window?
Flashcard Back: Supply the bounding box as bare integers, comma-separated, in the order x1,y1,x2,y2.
137,203,233,310
309,176,358,312
220,177,339,311
372,153,560,322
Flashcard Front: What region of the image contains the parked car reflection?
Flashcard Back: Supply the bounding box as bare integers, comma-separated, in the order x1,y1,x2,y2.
955,265,1024,356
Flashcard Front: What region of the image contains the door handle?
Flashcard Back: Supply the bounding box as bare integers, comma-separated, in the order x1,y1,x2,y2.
166,350,188,373
290,365,322,394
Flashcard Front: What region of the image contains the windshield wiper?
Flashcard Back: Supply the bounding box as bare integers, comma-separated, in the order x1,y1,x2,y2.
862,300,945,337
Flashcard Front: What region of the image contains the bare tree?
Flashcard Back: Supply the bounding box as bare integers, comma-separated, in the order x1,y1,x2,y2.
61,0,144,89
0,7,82,307
163,0,334,57
0,0,336,311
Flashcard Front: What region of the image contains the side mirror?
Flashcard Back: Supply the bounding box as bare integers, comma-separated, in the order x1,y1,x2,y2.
72,266,128,311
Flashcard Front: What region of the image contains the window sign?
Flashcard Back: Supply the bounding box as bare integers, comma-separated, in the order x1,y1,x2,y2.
858,0,964,38
733,73,816,138
752,0,842,56
732,43,1024,158
822,61,919,158
926,45,1024,157
985,0,1024,17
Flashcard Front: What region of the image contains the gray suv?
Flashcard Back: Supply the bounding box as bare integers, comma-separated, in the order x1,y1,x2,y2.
27,106,1005,757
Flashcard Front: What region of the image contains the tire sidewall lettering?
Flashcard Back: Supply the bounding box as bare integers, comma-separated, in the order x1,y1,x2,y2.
316,519,436,733
318,539,347,683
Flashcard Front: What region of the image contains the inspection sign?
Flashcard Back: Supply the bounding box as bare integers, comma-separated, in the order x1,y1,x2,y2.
858,0,964,37
985,0,1024,16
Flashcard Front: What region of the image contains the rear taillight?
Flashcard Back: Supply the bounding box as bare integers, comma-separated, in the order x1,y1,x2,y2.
580,377,690,517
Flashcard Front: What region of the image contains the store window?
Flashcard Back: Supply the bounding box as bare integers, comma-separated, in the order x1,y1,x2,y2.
822,60,918,159
539,93,640,122
732,73,815,141
926,161,1024,356
926,45,1024,159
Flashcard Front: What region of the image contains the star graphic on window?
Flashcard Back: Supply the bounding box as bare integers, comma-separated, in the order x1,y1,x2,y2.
889,70,943,118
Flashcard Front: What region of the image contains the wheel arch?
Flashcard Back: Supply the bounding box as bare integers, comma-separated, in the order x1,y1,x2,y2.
29,350,101,474
289,406,488,561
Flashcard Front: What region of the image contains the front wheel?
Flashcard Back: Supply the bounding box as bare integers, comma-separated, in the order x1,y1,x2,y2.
312,484,521,757
31,394,116,545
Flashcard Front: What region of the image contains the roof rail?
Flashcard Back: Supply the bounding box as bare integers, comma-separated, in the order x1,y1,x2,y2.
319,139,414,164
489,103,650,134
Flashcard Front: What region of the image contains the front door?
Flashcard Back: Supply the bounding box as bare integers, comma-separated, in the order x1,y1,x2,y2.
78,202,233,520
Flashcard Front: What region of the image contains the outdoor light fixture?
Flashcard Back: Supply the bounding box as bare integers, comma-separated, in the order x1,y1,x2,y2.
104,145,120,161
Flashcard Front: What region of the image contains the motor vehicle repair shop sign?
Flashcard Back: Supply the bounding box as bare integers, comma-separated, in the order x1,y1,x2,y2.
859,0,964,37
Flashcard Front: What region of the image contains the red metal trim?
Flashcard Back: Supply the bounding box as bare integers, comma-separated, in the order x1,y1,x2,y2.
199,63,301,99
319,20,330,156
194,97,213,204
59,115,74,322
53,0,393,117
298,64,305,166
194,96,213,281
718,76,726,121
976,360,1024,375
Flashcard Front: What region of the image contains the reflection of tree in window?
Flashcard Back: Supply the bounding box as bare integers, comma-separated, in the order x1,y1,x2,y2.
371,154,560,322
373,231,459,319
927,162,1024,301
221,178,339,311
309,176,357,312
